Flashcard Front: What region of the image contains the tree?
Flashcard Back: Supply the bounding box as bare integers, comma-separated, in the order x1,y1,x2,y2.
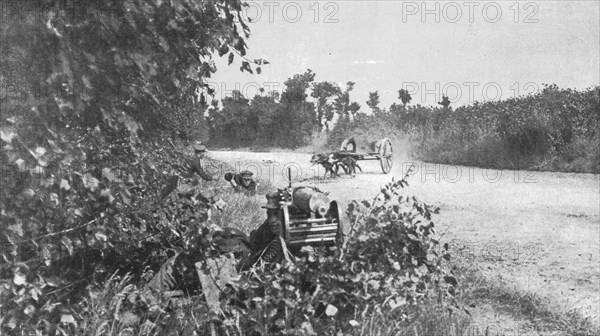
208,90,253,146
367,91,382,114
335,82,361,120
311,81,341,130
278,70,317,147
0,0,258,139
0,2,261,330
250,92,281,145
438,95,451,109
398,89,413,106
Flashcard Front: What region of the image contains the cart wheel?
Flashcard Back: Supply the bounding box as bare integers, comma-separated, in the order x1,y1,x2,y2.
328,201,345,249
378,138,393,174
340,138,356,153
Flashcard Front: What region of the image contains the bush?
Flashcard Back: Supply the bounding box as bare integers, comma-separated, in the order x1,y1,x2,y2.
1,163,463,335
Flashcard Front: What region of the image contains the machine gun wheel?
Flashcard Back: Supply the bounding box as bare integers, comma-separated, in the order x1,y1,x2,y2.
378,138,393,174
326,200,345,249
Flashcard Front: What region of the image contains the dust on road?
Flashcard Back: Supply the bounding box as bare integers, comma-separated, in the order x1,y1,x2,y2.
208,150,600,325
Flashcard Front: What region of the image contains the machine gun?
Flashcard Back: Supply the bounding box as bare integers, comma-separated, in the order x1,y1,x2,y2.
274,169,344,250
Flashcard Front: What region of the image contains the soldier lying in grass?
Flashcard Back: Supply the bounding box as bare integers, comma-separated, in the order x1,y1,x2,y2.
224,170,257,195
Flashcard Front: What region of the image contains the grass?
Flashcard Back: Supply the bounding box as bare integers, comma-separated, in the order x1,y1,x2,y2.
411,131,600,174
210,191,267,234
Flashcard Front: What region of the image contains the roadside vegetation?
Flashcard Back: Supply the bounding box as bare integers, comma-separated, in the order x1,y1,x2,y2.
207,79,599,173
326,85,599,174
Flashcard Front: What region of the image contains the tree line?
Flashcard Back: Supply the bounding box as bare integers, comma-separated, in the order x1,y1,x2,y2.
206,70,362,148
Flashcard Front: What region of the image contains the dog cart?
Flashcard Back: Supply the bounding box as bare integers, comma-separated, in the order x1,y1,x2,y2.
333,137,394,174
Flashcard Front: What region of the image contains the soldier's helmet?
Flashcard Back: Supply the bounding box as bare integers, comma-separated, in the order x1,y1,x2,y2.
240,170,254,180
261,191,280,209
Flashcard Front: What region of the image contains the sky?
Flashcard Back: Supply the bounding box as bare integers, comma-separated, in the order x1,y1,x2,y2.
210,0,600,110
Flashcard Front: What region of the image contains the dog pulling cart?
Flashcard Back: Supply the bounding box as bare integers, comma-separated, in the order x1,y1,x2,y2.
334,137,394,174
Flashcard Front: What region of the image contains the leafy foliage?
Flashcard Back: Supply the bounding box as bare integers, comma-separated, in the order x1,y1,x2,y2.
8,175,459,336
0,0,261,333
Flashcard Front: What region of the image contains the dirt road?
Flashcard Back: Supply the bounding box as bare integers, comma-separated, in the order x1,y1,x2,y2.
209,150,600,327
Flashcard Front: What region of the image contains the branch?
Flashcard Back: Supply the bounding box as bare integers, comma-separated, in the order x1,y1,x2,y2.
13,218,99,245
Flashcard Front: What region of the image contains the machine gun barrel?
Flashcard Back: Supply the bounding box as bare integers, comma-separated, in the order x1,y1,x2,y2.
291,187,330,216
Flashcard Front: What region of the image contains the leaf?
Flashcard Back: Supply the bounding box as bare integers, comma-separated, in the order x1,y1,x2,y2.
388,297,407,309
95,232,108,242
42,176,56,187
42,245,52,266
15,158,26,171
82,173,99,191
21,188,35,198
218,44,229,57
34,147,46,157
30,286,41,301
43,276,65,287
145,158,157,171
240,61,253,74
228,52,234,65
253,58,268,65
368,279,380,290
325,304,338,316
60,179,71,191
60,314,77,326
24,305,36,316
102,167,117,181
213,198,227,210
101,189,114,203
61,236,73,255
444,275,458,286
9,221,24,237
0,126,17,143
13,271,27,285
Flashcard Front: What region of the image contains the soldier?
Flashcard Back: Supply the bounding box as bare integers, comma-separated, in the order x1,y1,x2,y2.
224,170,257,195
160,141,213,200
147,227,251,293
181,142,212,181
243,192,285,268
158,142,212,200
